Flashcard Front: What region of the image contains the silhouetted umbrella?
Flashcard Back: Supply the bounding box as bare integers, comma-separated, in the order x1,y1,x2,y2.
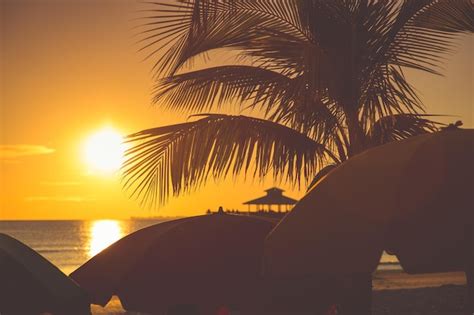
71,214,276,313
0,233,90,314
265,129,473,276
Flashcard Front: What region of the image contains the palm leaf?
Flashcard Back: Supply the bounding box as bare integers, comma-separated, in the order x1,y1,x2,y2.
140,0,309,76
236,27,311,76
153,64,347,149
354,0,472,127
359,64,423,131
386,0,473,74
122,114,331,207
413,0,473,33
367,114,441,147
152,65,295,114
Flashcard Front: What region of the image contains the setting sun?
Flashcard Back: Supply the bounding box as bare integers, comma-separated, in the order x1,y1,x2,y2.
84,127,126,173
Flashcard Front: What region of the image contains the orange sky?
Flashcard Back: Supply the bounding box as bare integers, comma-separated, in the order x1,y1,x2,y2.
0,1,472,219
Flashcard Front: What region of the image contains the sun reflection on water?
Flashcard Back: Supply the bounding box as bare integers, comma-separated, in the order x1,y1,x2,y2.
88,220,123,257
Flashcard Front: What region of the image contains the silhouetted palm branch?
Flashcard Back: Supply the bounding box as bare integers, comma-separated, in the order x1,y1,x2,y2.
152,65,294,114
367,114,441,147
123,114,331,206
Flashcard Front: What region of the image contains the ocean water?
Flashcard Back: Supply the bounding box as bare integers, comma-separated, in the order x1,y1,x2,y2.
0,219,167,275
0,219,400,275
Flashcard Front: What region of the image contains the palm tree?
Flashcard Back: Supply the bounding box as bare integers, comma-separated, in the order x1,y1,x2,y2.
123,0,473,207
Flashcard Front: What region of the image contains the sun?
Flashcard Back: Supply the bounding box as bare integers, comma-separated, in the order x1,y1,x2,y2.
84,127,126,173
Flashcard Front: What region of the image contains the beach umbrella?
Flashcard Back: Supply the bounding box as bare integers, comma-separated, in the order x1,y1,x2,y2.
70,214,276,313
0,233,90,314
264,129,473,277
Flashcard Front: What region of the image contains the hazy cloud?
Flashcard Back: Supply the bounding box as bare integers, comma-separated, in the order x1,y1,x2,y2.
0,145,55,159
25,196,94,203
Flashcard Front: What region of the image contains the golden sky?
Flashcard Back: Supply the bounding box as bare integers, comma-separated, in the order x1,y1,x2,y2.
0,0,472,219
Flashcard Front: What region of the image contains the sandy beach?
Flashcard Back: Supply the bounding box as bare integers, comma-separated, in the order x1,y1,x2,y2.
91,271,469,315
372,271,468,315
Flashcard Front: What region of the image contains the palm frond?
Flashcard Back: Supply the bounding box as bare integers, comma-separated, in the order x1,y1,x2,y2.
140,0,309,76
137,1,195,75
122,114,329,207
152,65,295,114
355,0,472,126
153,64,347,148
385,0,473,74
270,91,345,145
412,0,473,33
236,27,311,76
367,114,441,147
225,0,308,39
359,64,423,131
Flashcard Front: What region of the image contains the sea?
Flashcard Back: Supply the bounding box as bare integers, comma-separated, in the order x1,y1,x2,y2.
0,219,400,275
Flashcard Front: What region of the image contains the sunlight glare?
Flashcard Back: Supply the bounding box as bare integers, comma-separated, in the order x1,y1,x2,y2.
84,127,126,173
88,220,123,257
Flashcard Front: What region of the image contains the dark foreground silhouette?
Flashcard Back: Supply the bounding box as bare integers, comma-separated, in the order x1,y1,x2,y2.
0,233,90,315
265,130,474,314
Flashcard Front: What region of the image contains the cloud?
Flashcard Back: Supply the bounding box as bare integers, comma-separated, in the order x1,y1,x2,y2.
25,196,94,203
0,145,55,159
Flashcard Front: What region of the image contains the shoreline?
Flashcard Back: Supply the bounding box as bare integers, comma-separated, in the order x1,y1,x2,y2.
373,270,466,291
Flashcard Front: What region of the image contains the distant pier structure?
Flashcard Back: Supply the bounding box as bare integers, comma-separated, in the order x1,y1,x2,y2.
243,187,297,213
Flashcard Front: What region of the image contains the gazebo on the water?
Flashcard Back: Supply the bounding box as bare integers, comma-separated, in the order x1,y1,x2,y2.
243,187,297,213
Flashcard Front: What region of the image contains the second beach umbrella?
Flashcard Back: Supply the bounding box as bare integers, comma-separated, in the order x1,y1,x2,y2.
71,214,276,313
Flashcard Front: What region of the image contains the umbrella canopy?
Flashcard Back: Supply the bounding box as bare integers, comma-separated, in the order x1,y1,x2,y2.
70,214,276,313
0,233,90,314
264,129,473,277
